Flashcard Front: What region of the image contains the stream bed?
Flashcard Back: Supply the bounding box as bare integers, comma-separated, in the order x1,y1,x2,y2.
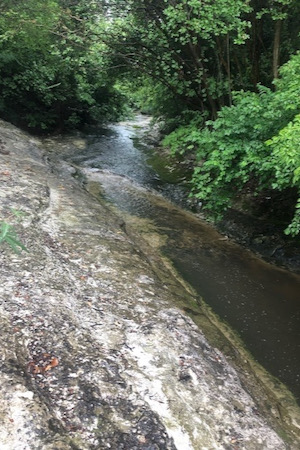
56,115,300,404
3,116,300,448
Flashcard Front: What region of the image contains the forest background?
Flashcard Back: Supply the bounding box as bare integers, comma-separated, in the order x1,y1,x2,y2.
0,0,299,236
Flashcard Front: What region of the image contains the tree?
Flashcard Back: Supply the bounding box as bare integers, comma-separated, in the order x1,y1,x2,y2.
101,0,252,118
163,52,300,234
252,0,299,81
97,0,299,121
0,0,125,132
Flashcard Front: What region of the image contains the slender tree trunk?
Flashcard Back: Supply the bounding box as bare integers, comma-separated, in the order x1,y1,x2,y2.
273,20,282,79
214,46,225,107
250,15,262,87
227,33,232,106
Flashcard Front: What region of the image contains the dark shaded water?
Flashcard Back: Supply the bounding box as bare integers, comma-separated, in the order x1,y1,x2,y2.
67,116,300,402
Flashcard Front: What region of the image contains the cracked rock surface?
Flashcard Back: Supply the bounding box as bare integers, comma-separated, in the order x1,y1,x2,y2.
0,120,299,449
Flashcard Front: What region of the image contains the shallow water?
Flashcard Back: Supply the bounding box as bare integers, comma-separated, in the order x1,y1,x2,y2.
67,116,300,402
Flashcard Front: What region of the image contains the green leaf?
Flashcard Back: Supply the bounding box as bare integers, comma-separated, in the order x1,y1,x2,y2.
0,222,10,241
0,221,28,253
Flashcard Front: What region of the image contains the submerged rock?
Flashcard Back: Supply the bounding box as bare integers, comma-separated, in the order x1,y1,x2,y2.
0,119,299,449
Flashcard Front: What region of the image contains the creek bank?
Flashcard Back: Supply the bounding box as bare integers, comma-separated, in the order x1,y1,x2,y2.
142,119,300,273
217,205,300,274
0,118,300,449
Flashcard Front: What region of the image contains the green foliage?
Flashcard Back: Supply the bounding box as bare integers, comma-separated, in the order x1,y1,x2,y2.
256,0,294,21
0,0,127,132
119,78,178,116
285,199,300,236
162,115,207,155
1,0,299,128
0,221,28,254
265,113,300,235
163,0,251,44
163,52,300,234
99,0,254,118
265,114,300,189
274,52,300,110
98,0,299,119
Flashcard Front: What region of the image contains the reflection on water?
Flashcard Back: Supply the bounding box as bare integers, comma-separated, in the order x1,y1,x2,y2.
68,116,300,402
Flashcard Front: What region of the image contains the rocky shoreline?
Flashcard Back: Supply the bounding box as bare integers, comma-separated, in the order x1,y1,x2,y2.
0,119,300,449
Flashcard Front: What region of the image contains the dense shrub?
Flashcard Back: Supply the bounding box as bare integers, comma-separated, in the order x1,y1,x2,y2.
163,53,300,234
0,1,127,133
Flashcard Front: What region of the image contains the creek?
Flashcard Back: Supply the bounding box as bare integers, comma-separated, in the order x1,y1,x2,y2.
62,115,300,404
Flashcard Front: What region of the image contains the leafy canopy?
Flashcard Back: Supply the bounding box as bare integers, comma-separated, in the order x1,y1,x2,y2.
0,0,126,132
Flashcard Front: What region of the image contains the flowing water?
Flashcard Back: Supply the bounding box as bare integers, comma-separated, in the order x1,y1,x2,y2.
64,115,300,403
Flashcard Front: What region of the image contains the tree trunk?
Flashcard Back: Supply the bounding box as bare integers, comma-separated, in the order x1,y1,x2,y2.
250,15,262,88
227,33,232,106
273,20,282,80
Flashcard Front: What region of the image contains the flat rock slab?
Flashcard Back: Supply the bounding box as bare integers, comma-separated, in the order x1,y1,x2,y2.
0,120,298,449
